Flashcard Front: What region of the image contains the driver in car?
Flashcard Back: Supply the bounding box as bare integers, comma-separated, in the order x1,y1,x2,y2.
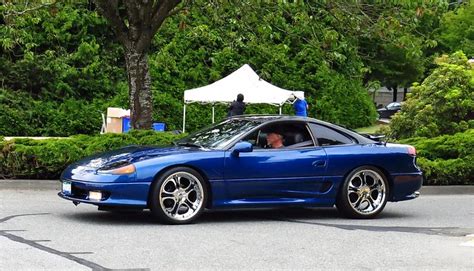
266,132,284,149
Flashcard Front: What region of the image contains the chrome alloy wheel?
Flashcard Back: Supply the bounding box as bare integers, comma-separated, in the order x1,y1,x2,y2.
347,169,386,215
159,172,204,221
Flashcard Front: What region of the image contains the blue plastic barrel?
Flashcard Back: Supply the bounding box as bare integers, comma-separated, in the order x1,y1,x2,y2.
122,117,131,132
152,122,165,132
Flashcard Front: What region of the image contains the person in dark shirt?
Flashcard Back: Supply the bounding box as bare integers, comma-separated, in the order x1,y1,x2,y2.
228,93,246,117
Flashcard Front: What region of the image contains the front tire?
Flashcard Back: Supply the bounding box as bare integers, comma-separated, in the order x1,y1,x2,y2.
150,167,207,224
336,166,389,219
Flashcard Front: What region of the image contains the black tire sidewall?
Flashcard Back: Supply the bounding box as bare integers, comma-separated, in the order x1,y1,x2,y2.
336,166,389,219
149,167,207,224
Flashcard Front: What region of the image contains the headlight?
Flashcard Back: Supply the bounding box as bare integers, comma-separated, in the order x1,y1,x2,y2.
97,163,136,175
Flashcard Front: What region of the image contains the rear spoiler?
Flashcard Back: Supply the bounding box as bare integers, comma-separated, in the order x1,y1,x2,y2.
360,133,386,144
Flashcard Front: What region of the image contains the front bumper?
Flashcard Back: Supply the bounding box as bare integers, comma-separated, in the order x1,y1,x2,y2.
58,179,150,207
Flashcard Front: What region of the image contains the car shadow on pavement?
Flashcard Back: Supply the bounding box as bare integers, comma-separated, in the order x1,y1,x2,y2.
60,208,473,236
61,207,411,226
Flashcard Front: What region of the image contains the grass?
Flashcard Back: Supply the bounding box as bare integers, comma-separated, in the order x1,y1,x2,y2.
355,123,386,134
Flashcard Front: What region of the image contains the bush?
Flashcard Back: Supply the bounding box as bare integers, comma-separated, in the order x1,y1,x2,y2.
399,129,474,185
388,52,474,139
0,130,186,179
0,88,107,136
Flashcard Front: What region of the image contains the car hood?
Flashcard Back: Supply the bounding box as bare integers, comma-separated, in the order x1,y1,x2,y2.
70,145,202,171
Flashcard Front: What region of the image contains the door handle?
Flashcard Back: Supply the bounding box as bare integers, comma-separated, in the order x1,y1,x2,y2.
312,160,326,167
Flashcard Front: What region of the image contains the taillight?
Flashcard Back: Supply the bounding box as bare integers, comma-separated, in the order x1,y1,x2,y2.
407,146,416,156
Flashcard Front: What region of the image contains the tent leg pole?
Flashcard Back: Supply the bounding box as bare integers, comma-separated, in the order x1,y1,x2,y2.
182,104,186,133
279,105,282,115
212,105,215,123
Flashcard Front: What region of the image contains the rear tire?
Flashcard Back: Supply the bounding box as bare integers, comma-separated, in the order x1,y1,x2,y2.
149,167,207,224
336,166,389,219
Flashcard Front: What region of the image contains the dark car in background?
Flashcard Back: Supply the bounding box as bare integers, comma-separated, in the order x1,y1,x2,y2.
377,102,402,119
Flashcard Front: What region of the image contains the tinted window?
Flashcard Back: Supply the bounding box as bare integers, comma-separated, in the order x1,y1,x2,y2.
243,122,314,149
309,123,353,146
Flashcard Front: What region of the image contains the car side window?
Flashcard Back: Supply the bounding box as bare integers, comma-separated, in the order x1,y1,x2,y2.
309,123,353,146
242,122,315,149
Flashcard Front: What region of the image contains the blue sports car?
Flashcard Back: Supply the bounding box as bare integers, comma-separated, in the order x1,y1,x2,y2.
59,115,422,224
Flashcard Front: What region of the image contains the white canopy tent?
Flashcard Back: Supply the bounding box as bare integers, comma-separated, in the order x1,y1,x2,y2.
182,64,304,132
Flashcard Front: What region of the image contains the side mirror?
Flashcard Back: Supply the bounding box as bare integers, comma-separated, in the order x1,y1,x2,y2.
232,141,253,157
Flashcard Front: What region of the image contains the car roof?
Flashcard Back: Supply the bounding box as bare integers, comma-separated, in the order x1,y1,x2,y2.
229,114,376,144
230,114,312,122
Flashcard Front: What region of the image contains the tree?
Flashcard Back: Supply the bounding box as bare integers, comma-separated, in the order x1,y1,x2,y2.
388,51,474,139
436,1,474,57
318,1,446,102
93,0,183,129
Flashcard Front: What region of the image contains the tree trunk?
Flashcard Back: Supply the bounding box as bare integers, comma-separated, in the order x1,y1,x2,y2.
403,87,408,101
125,50,153,130
392,85,398,102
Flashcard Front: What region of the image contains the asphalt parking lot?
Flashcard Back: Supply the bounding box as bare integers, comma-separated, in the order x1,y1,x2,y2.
1,181,473,270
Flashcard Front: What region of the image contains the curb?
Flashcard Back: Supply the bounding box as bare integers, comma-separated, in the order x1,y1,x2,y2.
420,185,474,195
1,179,473,195
0,179,59,191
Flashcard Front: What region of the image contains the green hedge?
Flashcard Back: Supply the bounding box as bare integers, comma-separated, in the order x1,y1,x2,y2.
0,130,186,179
0,89,106,136
399,129,474,185
1,129,472,185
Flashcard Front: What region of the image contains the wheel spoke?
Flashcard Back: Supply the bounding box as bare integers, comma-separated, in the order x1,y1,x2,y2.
362,172,368,186
161,189,175,195
185,184,195,193
175,176,182,188
367,197,376,210
348,183,359,191
352,196,363,208
161,196,175,201
370,186,380,193
172,202,183,215
184,199,196,211
167,178,178,190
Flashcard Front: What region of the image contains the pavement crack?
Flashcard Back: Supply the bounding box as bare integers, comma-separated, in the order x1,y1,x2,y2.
0,213,149,271
0,230,108,270
0,213,49,223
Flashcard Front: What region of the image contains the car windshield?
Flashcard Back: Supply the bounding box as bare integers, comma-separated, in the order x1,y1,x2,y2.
176,119,261,149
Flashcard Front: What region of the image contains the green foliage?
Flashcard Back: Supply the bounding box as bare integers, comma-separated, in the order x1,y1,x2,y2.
0,130,186,179
399,129,474,185
149,1,377,130
0,89,104,136
2,1,468,136
352,2,447,88
388,52,474,139
0,2,125,101
437,2,474,57
1,1,383,134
